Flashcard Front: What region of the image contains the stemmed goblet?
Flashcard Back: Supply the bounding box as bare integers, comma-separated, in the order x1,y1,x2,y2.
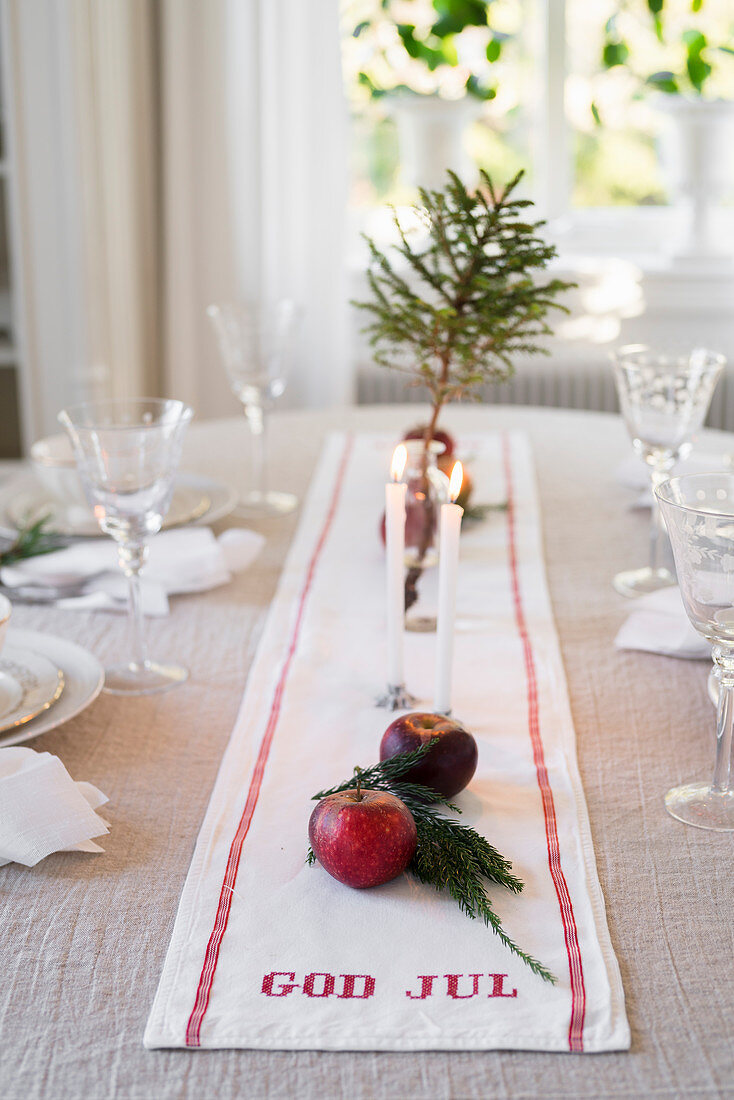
58,398,193,695
656,473,734,830
612,345,724,597
207,301,300,519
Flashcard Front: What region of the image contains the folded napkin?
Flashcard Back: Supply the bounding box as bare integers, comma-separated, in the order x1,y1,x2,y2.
616,450,734,509
1,527,264,616
614,586,710,659
0,747,110,867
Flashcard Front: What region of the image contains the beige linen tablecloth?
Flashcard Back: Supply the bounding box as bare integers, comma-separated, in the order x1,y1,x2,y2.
0,405,730,1099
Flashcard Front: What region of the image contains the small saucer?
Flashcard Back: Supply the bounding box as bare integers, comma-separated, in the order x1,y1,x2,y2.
0,630,103,747
0,646,65,734
0,670,23,719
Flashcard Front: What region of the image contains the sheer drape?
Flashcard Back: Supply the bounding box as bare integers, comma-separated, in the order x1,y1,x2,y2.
161,0,351,413
7,0,160,440
225,0,351,408
9,0,351,441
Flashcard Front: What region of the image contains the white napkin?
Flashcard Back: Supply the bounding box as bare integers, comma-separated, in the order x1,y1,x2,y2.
616,450,734,509
614,586,710,659
0,527,265,616
0,747,110,867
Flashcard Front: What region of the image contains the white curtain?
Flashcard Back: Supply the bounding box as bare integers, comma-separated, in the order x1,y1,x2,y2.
6,0,160,442
8,0,352,444
161,0,352,414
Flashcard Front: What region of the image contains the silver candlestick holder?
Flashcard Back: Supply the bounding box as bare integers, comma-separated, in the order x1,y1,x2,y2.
376,683,417,711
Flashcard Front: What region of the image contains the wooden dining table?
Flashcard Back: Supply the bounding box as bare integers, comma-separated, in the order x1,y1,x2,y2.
0,404,731,1100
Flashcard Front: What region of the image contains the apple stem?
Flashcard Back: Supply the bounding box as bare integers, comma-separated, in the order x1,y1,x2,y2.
354,766,363,802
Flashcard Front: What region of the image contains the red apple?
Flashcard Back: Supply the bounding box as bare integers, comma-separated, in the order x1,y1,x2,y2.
308,789,417,889
402,424,455,457
380,712,478,798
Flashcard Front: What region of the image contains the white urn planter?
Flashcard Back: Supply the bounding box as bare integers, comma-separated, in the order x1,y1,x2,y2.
655,97,734,261
386,95,483,191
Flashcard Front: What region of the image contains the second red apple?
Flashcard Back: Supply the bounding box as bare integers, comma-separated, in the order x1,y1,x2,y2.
380,712,478,798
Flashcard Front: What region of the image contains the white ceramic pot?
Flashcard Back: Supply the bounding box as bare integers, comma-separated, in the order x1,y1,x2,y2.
655,97,734,259
386,94,483,191
30,433,88,510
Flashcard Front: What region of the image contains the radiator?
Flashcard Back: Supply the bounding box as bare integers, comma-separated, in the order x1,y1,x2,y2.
357,361,734,433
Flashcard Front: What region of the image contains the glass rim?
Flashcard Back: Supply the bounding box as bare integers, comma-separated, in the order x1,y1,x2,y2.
402,438,446,456
58,397,194,430
655,472,734,518
611,343,726,374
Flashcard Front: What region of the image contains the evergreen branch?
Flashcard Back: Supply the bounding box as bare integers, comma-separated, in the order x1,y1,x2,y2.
353,168,575,408
311,742,443,802
309,744,556,985
354,166,575,633
0,516,65,566
393,209,457,308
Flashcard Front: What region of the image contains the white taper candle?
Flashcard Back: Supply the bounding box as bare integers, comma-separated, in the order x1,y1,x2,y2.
434,462,464,714
386,445,407,687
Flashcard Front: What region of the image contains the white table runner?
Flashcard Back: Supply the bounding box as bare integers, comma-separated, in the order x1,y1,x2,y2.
145,432,629,1053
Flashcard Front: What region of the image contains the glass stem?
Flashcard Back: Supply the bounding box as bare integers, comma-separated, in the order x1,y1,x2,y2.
712,650,734,794
119,542,149,671
648,462,672,575
245,404,267,502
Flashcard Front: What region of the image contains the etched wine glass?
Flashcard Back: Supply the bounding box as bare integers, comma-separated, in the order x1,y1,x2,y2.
612,345,724,597
207,300,299,519
58,398,193,695
656,473,734,830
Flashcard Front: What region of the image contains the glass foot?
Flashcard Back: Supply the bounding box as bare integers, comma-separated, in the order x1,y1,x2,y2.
235,490,298,519
103,661,188,696
613,566,676,598
665,782,734,831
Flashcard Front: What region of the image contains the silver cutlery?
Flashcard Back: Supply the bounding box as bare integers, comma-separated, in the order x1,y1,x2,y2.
0,571,112,604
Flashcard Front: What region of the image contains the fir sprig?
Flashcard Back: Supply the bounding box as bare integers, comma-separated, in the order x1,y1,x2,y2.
354,170,574,611
308,743,556,984
0,516,65,566
353,170,575,413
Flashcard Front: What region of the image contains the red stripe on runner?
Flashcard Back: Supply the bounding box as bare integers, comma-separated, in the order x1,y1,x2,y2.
185,435,354,1047
502,433,587,1053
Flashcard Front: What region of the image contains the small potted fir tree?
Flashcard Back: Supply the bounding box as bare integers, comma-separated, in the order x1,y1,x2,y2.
354,168,574,606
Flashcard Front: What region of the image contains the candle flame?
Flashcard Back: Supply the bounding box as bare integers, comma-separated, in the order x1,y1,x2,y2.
449,461,463,502
391,443,407,482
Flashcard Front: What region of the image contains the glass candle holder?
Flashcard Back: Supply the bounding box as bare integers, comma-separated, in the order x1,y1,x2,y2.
403,439,450,570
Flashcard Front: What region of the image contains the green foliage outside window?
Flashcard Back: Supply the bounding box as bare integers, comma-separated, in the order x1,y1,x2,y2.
599,0,734,99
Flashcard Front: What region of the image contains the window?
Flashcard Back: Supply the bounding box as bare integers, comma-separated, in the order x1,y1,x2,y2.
340,1,734,228
341,2,734,415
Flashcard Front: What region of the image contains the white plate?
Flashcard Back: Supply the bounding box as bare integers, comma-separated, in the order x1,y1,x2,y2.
0,629,103,747
1,472,238,538
0,645,65,732
0,670,22,716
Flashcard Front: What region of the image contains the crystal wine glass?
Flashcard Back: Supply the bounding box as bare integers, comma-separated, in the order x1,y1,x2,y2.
612,344,724,598
58,398,193,695
207,301,299,519
656,473,734,830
